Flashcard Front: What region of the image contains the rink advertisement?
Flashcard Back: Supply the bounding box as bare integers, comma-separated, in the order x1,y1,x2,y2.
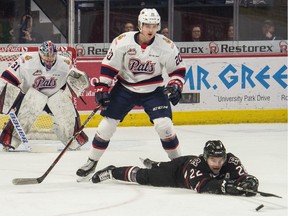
0,44,287,125
75,53,287,125
76,54,287,111
74,40,288,56
2,44,284,124
179,54,287,111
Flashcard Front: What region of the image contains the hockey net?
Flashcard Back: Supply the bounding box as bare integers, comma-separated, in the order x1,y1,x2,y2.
0,46,77,141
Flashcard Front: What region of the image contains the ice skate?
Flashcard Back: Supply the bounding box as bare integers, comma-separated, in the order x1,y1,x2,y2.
76,158,98,182
91,165,115,183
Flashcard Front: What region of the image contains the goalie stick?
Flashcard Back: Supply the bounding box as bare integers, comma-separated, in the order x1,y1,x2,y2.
12,104,102,185
8,111,32,152
236,187,282,198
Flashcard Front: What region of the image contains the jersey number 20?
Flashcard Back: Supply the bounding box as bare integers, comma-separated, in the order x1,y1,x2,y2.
175,53,182,66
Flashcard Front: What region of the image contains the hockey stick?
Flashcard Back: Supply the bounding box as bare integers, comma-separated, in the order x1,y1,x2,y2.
8,111,32,152
236,187,282,198
12,104,102,185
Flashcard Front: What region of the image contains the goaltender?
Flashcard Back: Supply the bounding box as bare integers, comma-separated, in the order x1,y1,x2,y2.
0,41,89,151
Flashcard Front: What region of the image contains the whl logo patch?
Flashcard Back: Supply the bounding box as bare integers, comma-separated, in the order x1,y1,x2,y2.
33,70,42,76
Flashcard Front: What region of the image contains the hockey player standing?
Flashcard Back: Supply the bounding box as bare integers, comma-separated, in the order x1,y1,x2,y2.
76,8,186,180
0,41,89,151
92,140,260,197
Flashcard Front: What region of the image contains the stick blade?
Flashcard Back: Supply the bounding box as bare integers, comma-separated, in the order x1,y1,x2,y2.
259,192,282,198
12,178,40,185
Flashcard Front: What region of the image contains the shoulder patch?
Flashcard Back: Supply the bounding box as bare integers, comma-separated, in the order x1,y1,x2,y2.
25,55,32,61
162,37,174,49
163,37,172,44
228,156,240,166
64,59,71,65
117,34,126,40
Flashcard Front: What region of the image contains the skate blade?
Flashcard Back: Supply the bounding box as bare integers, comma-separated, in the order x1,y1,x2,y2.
76,174,93,183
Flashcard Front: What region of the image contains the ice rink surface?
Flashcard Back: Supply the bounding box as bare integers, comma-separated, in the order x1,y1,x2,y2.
0,123,287,216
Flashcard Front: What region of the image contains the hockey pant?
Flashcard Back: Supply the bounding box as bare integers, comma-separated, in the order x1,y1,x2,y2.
112,156,193,188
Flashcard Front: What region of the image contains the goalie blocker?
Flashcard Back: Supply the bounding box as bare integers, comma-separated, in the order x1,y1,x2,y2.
0,85,88,150
0,80,23,114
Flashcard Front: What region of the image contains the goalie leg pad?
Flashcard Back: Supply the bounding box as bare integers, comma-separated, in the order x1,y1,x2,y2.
0,87,48,149
0,80,22,114
48,90,87,150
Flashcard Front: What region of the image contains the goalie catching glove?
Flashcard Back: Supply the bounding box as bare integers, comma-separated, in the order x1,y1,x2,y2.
66,68,90,97
94,82,110,107
221,175,259,196
164,79,183,106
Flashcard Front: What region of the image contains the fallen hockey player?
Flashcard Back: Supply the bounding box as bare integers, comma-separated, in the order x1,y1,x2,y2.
91,140,259,196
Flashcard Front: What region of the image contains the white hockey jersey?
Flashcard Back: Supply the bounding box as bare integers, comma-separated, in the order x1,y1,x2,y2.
100,32,186,93
3,52,72,97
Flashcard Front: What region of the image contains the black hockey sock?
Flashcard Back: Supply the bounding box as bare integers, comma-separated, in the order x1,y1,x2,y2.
112,166,139,182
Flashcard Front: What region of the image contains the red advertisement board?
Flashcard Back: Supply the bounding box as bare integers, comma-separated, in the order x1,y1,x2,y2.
75,57,103,111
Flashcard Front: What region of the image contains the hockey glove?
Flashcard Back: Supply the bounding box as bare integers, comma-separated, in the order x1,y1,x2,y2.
221,179,243,196
94,82,110,107
164,79,183,106
237,175,259,197
221,175,259,196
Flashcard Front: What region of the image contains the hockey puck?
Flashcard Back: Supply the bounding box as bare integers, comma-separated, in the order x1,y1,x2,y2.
256,204,264,211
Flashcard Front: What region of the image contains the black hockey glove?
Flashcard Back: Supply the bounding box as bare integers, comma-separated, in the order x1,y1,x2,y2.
221,175,259,197
94,82,110,107
237,175,259,197
221,179,243,196
164,79,183,106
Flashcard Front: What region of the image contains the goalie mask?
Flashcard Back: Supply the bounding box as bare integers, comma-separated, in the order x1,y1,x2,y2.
39,40,57,71
203,140,227,161
138,8,161,32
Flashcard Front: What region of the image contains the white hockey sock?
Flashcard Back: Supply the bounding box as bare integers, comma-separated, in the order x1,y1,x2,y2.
165,146,181,160
89,147,106,161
